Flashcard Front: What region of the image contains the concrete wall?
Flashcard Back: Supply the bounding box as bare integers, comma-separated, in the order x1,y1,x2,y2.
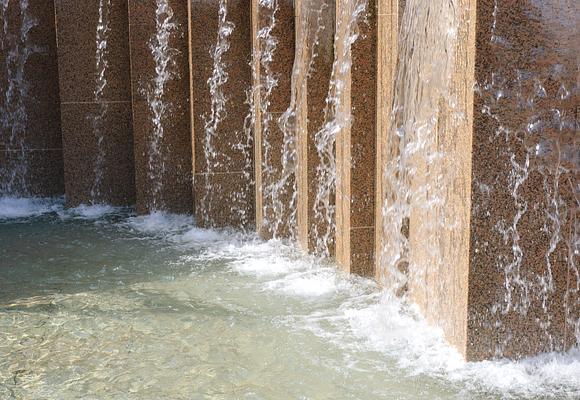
55,0,135,206
128,0,193,214
0,1,63,197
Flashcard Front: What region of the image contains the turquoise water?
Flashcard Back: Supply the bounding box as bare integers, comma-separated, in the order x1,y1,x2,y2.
0,197,579,400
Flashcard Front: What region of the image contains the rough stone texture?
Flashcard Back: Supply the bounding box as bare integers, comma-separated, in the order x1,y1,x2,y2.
128,0,193,214
190,0,254,229
295,0,336,253
55,0,135,206
335,0,377,277
0,1,63,196
466,0,579,360
253,0,296,239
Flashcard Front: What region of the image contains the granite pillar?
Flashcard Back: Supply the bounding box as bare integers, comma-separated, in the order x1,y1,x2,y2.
374,0,400,282
334,0,377,276
0,1,63,197
295,0,336,254
55,0,135,206
466,0,579,360
252,0,296,239
190,0,254,229
379,0,578,360
128,0,193,214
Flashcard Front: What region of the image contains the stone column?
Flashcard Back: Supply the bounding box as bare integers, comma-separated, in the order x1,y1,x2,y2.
334,0,377,276
375,0,400,282
378,0,578,360
190,0,254,229
252,0,296,239
128,0,193,214
0,1,63,197
55,0,135,206
295,0,336,254
466,0,578,360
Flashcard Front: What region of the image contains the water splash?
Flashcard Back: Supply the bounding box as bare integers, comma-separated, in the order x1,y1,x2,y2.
89,0,112,203
143,0,180,211
0,0,42,196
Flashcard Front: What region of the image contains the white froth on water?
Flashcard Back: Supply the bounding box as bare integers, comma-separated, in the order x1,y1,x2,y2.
1,208,578,399
0,196,64,220
198,235,580,399
124,211,194,235
60,203,122,220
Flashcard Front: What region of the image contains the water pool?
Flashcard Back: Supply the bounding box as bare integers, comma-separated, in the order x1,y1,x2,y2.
0,198,578,400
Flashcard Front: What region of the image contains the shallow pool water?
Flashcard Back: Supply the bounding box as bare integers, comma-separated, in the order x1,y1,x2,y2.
0,197,579,399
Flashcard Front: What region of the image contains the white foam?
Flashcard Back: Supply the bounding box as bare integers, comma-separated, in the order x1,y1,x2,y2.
60,203,122,220
179,226,224,245
265,270,344,297
0,196,63,220
453,349,580,397
339,292,580,398
222,240,580,398
124,212,194,235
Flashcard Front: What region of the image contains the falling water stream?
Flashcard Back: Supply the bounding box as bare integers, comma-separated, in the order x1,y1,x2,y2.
0,0,41,196
258,0,294,238
90,0,112,203
311,0,368,256
143,0,180,211
378,0,458,293
199,0,234,226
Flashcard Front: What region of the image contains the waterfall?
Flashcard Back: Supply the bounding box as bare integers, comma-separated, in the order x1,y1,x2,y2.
200,0,234,226
90,0,112,203
0,0,41,196
144,0,179,211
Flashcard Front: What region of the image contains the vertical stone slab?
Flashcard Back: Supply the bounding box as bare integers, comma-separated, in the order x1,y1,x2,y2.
379,0,577,360
0,1,63,196
295,0,336,253
375,0,476,358
55,0,135,206
252,0,296,239
335,0,377,276
466,0,579,360
128,0,193,214
190,0,254,229
374,0,400,282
